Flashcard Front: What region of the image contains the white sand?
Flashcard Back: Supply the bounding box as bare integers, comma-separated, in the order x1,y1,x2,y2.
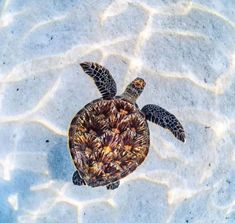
0,0,235,222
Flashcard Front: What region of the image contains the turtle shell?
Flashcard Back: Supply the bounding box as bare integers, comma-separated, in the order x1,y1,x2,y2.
68,97,150,187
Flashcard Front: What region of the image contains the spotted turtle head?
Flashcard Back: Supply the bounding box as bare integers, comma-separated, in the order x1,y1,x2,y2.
122,78,146,103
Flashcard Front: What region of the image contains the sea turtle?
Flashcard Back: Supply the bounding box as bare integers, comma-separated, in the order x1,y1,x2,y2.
68,62,185,190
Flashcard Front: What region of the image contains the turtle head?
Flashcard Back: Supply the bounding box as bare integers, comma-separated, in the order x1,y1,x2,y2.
132,78,146,93
121,78,146,103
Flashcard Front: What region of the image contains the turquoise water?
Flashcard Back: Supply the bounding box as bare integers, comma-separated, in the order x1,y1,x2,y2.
1,0,235,222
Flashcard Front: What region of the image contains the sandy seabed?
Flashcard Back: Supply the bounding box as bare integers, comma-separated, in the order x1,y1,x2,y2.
0,0,235,222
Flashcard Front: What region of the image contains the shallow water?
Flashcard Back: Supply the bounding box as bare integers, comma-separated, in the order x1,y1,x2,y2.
1,0,235,222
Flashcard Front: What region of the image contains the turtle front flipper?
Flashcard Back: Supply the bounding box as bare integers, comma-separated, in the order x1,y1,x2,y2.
72,170,86,186
141,104,186,142
106,181,120,190
80,62,117,99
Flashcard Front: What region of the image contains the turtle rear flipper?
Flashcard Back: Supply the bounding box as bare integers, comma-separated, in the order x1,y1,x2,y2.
141,104,185,142
106,181,120,190
80,62,117,99
72,170,86,186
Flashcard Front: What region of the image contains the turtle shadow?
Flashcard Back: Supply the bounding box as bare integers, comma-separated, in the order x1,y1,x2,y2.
47,138,74,182
0,179,17,223
0,139,75,222
0,169,47,223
